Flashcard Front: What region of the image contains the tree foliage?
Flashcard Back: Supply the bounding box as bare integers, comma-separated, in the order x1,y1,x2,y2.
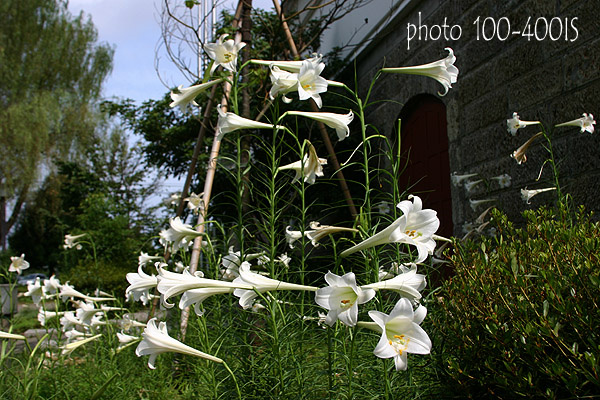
0,0,113,248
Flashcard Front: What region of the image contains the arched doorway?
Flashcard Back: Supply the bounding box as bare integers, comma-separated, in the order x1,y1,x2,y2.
397,94,453,238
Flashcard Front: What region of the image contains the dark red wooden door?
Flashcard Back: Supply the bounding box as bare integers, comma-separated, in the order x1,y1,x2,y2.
398,95,453,238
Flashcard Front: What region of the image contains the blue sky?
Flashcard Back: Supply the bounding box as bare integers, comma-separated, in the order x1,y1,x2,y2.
68,0,274,104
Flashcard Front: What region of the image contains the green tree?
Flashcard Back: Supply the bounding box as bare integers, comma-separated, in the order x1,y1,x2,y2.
0,0,113,249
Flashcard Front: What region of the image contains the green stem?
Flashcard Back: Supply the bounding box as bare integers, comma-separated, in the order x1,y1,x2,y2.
222,361,242,400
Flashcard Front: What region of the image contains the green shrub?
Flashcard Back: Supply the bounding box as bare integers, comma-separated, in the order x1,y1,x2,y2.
63,259,129,297
430,206,600,399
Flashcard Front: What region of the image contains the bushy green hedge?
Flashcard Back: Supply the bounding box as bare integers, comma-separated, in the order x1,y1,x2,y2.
430,206,600,398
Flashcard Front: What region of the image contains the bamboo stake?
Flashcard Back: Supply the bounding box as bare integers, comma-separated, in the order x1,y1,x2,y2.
178,0,245,340
272,0,357,218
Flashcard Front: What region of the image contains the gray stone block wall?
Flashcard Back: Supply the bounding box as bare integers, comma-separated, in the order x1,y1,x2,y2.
346,0,599,233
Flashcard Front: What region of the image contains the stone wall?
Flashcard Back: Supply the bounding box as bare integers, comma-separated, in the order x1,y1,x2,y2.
340,0,600,233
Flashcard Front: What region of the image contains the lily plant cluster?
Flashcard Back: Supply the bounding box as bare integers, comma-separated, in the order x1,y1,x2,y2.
120,34,462,374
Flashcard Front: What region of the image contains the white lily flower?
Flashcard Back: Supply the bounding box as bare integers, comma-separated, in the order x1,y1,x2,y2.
521,187,557,204
42,275,61,295
377,202,391,214
555,113,596,134
58,282,115,302
204,34,245,75
180,287,235,316
511,131,543,164
315,271,376,327
159,217,203,252
136,318,223,369
506,112,540,136
450,172,478,187
233,262,318,309
38,310,65,326
278,253,291,268
278,140,327,185
0,331,26,340
382,47,458,96
24,277,44,306
118,315,147,331
184,192,204,214
286,110,354,141
362,263,426,300
60,311,85,332
156,266,248,308
469,198,496,212
216,104,283,141
220,246,264,281
297,58,329,108
368,298,432,371
8,253,29,275
464,179,483,194
305,221,358,247
64,328,86,343
341,195,440,264
61,333,102,355
75,301,106,326
491,173,512,188
251,54,323,72
285,227,303,249
169,79,223,112
63,233,86,250
138,252,162,268
269,65,299,103
126,265,158,306
117,331,140,346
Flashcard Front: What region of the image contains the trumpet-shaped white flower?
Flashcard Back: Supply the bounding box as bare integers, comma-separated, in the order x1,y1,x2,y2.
136,318,222,369
269,65,299,103
58,282,115,303
305,221,358,247
38,309,65,326
9,254,29,275
220,246,264,280
251,54,323,72
118,315,147,331
233,262,318,309
24,277,44,306
492,173,512,188
285,227,303,249
521,187,556,204
450,172,478,187
169,79,223,112
156,266,248,308
216,104,283,141
138,252,162,268
297,58,329,108
42,275,61,295
180,287,235,316
184,192,204,214
278,140,327,185
368,298,431,371
126,265,158,305
506,112,541,136
203,34,245,75
362,263,426,300
60,311,85,331
382,48,458,96
0,330,26,340
60,333,102,355
268,58,329,107
75,301,119,326
159,217,203,252
63,233,86,250
469,198,497,212
511,131,543,164
286,110,354,141
315,271,376,327
117,331,139,344
464,179,483,194
341,195,440,264
555,113,595,133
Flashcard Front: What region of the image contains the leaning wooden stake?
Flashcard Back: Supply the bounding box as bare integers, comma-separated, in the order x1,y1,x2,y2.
272,0,357,218
178,0,245,341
